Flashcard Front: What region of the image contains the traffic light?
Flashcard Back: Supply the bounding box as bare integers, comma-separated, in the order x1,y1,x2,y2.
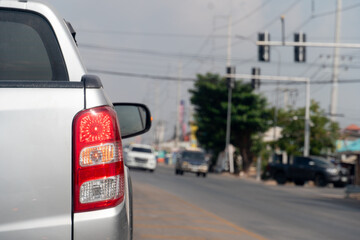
258,32,270,62
226,66,236,89
251,67,261,90
294,33,306,62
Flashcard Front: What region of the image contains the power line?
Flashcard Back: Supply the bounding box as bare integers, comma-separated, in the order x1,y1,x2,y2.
288,2,360,38
81,52,176,71
315,2,360,18
88,69,196,82
80,43,224,61
80,43,263,64
292,77,323,104
215,0,273,31
183,34,213,69
298,54,324,76
88,68,360,85
77,29,229,39
310,72,331,96
262,79,360,85
248,0,300,38
81,43,360,74
212,0,300,65
211,0,299,67
287,17,313,38
72,2,360,40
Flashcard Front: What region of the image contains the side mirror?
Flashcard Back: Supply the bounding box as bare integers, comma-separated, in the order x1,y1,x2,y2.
113,103,152,139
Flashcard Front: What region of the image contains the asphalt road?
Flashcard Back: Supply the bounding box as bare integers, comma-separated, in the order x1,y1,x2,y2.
131,165,360,240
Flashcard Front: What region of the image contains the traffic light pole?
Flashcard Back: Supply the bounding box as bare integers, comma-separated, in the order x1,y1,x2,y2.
227,74,310,157
175,61,182,148
330,0,342,121
225,83,233,173
225,15,234,173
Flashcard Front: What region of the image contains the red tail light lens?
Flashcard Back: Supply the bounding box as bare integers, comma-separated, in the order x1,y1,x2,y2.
73,106,124,212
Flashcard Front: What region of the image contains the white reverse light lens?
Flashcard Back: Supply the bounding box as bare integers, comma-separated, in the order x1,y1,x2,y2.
80,175,123,203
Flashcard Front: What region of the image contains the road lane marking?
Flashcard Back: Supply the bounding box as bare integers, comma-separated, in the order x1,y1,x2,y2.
192,219,229,225
134,216,186,221
139,234,208,240
135,216,229,225
133,203,159,207
134,210,208,217
136,224,243,235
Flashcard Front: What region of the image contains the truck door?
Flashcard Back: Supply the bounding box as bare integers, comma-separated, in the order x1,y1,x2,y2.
290,157,312,180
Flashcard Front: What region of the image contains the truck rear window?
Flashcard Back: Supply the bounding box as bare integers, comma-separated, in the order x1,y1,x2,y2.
0,9,68,81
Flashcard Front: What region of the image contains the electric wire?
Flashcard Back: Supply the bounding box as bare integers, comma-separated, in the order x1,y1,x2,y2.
78,29,228,39
288,2,360,38
247,0,300,38
215,0,273,31
88,68,360,85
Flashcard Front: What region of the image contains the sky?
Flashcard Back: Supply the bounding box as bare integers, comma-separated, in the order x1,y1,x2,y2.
45,0,360,143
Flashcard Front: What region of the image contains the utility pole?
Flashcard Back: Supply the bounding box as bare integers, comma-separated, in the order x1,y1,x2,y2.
271,48,281,145
304,80,310,157
175,61,182,148
330,0,342,121
273,15,285,147
284,89,288,110
226,15,232,68
212,17,216,70
225,15,234,173
252,68,262,181
274,87,279,143
283,88,296,110
275,88,298,110
154,79,159,149
227,74,311,157
281,16,285,45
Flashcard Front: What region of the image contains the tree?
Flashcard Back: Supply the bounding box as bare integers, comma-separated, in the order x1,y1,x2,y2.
277,100,340,156
189,73,270,172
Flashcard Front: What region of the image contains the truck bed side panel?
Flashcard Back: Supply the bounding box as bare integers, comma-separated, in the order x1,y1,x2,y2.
0,88,84,239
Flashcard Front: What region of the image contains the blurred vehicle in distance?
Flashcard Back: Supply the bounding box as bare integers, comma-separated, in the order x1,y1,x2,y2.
125,144,157,172
266,155,349,187
175,149,208,177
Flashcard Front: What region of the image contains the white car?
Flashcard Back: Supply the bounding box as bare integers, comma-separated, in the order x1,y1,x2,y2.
125,144,157,172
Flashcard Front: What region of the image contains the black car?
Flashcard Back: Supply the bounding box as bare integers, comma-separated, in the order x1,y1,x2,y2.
266,156,349,187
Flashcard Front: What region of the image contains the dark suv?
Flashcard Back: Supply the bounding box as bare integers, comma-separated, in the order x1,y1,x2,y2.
267,156,349,187
175,150,209,177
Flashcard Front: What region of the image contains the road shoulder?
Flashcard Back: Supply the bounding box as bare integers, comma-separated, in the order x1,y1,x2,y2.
133,181,268,240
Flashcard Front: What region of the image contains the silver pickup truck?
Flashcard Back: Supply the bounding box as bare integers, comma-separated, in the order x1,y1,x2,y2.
0,1,151,239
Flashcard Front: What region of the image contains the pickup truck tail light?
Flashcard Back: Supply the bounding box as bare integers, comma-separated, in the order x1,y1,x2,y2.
73,106,124,212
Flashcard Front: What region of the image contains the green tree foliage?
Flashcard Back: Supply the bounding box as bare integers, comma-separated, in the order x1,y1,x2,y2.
277,100,340,156
189,73,270,171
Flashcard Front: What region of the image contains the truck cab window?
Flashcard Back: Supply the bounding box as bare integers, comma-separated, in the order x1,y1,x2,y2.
294,157,310,166
0,9,68,80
